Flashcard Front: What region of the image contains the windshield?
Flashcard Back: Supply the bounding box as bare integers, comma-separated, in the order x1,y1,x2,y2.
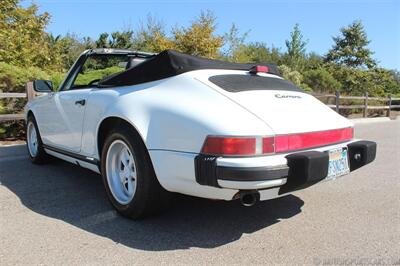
72,54,128,89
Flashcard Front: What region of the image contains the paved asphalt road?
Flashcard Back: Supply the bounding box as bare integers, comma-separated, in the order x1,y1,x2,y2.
1,120,399,265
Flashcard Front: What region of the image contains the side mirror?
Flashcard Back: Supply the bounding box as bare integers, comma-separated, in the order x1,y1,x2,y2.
33,80,53,92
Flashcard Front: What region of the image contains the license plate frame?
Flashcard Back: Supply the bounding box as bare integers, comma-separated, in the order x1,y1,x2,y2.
326,147,350,180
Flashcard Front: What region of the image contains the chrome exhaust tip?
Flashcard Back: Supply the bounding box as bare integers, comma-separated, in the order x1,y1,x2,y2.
240,191,259,207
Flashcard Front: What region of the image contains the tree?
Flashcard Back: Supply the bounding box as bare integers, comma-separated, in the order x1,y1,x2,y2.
173,11,223,58
82,36,95,49
323,63,400,97
109,31,134,49
223,24,248,60
0,0,52,70
230,42,283,65
368,68,400,95
42,33,91,71
303,68,341,93
325,21,376,69
390,70,400,85
93,30,134,49
278,65,312,92
305,52,324,70
134,15,175,52
95,33,109,48
285,23,308,70
56,35,94,68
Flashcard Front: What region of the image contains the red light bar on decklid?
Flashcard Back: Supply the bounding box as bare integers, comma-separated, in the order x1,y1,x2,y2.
275,127,354,153
249,65,269,74
201,128,353,156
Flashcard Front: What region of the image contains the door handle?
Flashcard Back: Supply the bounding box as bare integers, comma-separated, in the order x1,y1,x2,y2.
75,99,86,106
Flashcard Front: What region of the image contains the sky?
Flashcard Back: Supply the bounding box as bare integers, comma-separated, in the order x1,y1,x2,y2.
25,0,400,70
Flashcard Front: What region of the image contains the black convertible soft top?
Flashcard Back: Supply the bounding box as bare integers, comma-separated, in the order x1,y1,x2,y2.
98,50,280,87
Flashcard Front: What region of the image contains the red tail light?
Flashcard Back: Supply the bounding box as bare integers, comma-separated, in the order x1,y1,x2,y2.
275,127,353,153
201,136,275,156
201,137,256,156
201,128,353,156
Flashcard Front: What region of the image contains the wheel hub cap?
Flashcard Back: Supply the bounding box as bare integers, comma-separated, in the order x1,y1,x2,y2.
105,140,137,204
27,122,38,157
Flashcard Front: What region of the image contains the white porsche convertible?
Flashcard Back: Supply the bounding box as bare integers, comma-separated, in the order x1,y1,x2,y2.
25,49,376,219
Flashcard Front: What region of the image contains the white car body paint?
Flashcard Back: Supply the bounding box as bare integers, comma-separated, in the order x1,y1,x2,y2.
32,89,91,152
26,66,358,201
148,139,357,200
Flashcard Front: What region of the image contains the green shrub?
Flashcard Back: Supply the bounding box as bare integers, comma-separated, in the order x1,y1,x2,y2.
0,62,50,93
278,64,312,92
0,63,65,140
50,72,66,90
74,66,124,86
303,68,341,94
0,120,25,140
0,62,65,92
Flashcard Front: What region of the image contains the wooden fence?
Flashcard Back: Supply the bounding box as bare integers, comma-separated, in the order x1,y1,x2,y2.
312,91,400,117
0,92,26,122
1,90,400,122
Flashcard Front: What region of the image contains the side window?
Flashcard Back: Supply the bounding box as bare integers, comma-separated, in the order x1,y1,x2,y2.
66,54,128,90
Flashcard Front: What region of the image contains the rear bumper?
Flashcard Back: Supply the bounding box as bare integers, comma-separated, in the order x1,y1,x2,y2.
195,155,289,188
195,140,377,194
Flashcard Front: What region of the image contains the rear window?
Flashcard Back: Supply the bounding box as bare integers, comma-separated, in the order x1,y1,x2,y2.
208,74,303,93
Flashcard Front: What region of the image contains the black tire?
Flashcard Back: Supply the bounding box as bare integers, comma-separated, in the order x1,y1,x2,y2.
100,125,171,219
26,115,49,164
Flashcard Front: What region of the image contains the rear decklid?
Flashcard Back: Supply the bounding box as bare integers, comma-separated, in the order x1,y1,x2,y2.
201,70,352,135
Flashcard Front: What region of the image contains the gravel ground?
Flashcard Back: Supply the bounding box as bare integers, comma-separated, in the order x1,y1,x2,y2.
0,120,399,265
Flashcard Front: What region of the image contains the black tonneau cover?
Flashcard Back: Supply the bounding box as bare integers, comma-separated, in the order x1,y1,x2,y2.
98,50,280,87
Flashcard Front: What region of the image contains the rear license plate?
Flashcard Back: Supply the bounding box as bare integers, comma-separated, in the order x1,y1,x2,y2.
327,148,350,180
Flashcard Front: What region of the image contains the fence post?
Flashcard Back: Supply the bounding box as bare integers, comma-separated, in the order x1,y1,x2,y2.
363,91,368,118
26,81,34,102
387,95,392,117
335,90,340,113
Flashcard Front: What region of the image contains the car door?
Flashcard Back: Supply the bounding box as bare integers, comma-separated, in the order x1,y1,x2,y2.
36,88,91,153
35,53,93,153
35,52,129,153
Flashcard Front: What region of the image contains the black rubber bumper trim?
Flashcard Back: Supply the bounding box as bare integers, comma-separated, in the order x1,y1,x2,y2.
195,154,219,187
347,140,377,171
279,151,329,194
217,166,289,181
279,140,377,194
195,154,289,187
